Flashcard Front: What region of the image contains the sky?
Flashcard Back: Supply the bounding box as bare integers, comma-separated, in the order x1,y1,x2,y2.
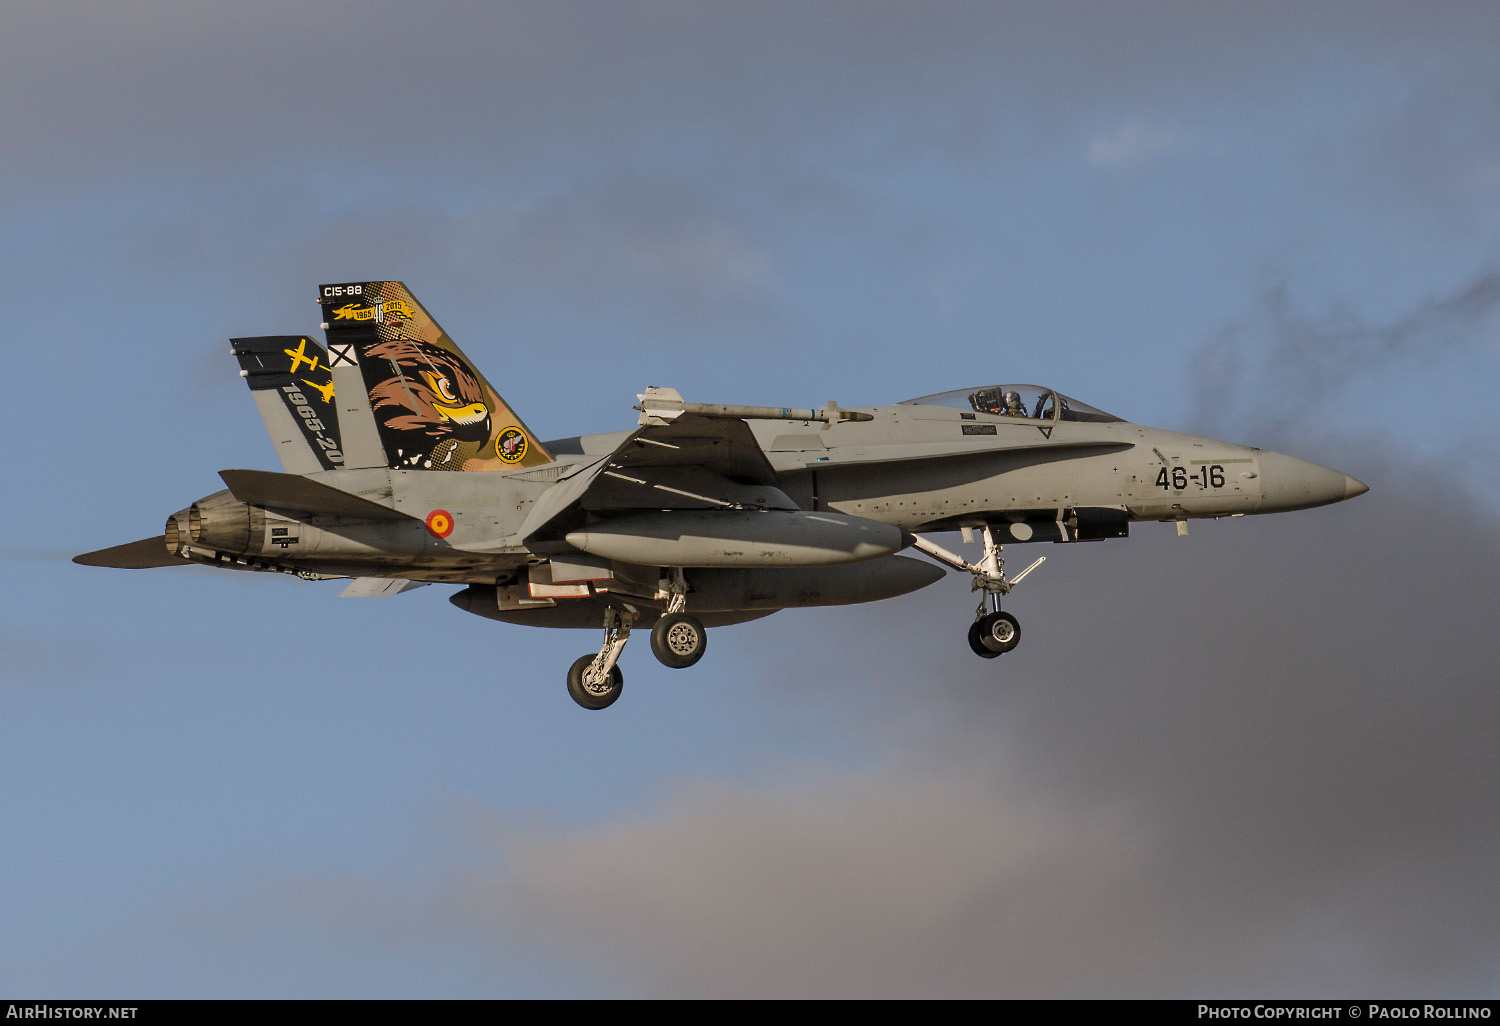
2,0,1498,998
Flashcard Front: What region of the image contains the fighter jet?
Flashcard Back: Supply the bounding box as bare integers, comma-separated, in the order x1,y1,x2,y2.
75,281,1368,709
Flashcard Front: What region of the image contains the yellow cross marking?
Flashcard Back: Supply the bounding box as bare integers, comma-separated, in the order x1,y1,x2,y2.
302,377,335,404
284,338,320,374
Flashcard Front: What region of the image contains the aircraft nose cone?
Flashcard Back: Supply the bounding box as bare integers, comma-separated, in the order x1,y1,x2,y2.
1257,452,1366,512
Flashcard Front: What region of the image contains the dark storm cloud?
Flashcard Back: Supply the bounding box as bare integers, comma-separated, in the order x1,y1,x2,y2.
262,459,1500,997
1189,269,1500,440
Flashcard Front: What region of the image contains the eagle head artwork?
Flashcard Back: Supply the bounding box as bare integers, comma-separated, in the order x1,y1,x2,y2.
365,338,493,470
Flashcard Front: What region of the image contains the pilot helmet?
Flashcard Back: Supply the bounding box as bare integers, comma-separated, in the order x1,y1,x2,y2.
1003,390,1022,407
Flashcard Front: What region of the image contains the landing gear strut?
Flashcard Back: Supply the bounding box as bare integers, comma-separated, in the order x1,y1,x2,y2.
649,568,707,669
911,525,1044,660
567,606,634,710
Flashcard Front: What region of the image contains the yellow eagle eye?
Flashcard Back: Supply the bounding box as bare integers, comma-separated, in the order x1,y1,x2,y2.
423,371,460,404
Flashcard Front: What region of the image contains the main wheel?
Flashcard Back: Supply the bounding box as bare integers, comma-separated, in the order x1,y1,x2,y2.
651,612,708,669
567,654,624,710
976,610,1021,654
968,620,1001,659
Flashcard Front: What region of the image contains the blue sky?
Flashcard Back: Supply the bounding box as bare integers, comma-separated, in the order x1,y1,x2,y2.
3,2,1498,997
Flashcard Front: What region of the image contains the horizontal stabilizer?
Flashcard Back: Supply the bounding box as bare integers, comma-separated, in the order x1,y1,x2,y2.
218,469,416,521
338,578,430,598
73,537,187,569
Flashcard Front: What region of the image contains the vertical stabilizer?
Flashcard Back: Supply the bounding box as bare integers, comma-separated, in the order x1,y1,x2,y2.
230,335,345,473
317,281,553,471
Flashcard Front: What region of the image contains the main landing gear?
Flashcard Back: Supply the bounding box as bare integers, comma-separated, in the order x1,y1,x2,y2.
568,607,632,710
910,525,1045,661
565,570,708,709
649,567,707,670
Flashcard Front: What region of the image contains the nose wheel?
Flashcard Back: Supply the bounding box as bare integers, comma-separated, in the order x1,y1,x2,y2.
967,620,1000,658
969,608,1020,656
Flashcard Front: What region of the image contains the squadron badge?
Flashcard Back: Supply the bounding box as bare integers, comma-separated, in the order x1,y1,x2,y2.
496,427,528,463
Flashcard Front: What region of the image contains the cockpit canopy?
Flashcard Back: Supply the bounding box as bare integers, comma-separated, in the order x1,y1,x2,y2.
899,384,1122,424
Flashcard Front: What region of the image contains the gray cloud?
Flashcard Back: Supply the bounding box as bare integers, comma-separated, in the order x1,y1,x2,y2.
50,175,777,336
1188,269,1500,445
7,2,1500,201
466,178,779,333
1088,119,1201,170
452,772,1151,998
258,459,1500,996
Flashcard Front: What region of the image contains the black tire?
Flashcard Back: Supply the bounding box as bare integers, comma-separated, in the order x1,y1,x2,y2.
968,620,1001,659
567,654,624,710
651,612,708,669
977,611,1021,654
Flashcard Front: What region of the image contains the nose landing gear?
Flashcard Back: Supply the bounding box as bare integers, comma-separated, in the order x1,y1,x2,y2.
911,525,1043,660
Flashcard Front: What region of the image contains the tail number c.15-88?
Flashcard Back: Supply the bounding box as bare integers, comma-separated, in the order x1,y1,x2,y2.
1156,464,1225,490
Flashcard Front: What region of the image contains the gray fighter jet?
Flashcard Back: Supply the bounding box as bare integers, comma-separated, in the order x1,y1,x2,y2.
76,281,1368,709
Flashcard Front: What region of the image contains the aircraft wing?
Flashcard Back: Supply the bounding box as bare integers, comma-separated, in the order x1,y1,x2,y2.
518,412,791,543
607,412,781,483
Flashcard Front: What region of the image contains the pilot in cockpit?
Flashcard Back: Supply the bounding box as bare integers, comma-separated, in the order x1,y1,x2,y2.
1002,390,1027,417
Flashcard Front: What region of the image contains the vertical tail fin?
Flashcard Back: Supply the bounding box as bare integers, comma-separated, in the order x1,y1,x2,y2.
230,335,345,473
317,281,553,471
